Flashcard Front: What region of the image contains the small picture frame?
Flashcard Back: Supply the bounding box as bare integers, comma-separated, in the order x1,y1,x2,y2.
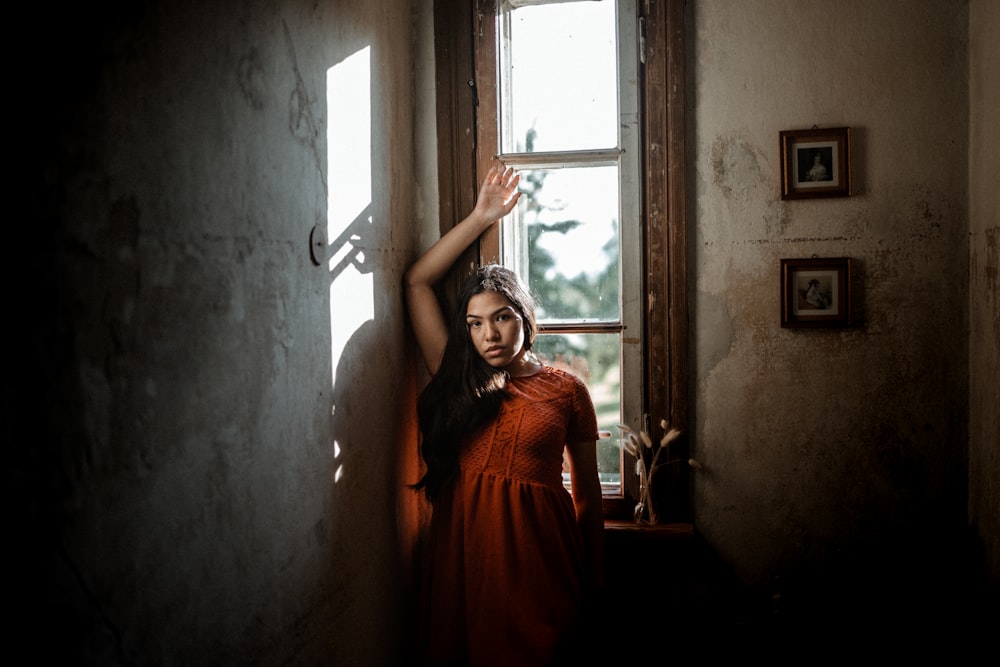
781,257,853,328
779,127,852,200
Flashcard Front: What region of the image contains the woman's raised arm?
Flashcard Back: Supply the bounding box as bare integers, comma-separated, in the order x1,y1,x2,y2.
403,165,521,374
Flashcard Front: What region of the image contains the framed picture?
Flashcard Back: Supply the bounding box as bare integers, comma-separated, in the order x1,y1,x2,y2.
779,127,852,200
781,257,853,328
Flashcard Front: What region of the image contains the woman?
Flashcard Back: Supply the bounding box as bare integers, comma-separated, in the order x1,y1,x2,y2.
806,150,830,182
404,165,605,666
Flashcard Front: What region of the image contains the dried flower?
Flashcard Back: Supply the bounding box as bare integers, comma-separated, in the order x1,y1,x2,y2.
640,430,653,448
660,427,682,448
618,418,700,524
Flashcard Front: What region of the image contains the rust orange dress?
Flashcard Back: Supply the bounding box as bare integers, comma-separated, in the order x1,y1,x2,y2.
419,366,599,666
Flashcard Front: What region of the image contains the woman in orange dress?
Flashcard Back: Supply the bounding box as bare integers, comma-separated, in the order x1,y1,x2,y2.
404,165,605,666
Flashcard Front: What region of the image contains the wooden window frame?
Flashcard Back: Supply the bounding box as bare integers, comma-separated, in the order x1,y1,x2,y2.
433,0,688,521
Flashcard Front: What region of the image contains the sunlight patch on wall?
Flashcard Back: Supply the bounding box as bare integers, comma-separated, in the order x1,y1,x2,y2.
328,46,374,484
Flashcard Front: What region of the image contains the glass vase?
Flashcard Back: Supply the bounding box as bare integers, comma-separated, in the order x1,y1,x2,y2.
633,478,659,525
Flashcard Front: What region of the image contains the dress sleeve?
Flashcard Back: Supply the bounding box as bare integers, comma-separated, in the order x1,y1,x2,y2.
565,373,600,442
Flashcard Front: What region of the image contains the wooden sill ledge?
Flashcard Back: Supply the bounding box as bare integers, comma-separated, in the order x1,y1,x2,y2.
604,519,694,539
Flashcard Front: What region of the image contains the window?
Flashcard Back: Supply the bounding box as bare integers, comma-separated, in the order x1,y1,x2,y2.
489,0,640,497
434,0,687,519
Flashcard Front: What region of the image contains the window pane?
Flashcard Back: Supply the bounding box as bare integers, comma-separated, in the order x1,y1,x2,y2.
502,0,618,153
516,166,621,322
532,332,622,490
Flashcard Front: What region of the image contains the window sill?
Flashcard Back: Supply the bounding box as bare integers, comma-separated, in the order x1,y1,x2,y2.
604,519,694,540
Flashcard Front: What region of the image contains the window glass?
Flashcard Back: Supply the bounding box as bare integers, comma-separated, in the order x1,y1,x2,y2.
501,0,618,153
517,166,621,322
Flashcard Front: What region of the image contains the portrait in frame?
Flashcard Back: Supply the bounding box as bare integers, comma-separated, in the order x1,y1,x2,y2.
781,257,853,328
780,127,852,200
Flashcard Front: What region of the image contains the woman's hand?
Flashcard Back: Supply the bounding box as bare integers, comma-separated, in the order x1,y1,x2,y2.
472,165,522,223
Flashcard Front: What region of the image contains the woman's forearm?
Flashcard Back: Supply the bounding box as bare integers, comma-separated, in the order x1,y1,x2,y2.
405,165,521,290
403,210,494,290
578,494,606,590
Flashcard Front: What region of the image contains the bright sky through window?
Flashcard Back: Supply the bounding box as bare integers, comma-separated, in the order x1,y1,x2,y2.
505,1,619,278
507,1,618,152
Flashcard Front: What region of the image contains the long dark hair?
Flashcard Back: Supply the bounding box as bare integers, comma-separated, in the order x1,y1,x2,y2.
413,264,537,501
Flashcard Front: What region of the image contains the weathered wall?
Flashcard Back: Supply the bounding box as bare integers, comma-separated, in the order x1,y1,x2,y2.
14,0,429,663
968,0,1000,588
13,0,996,662
689,0,976,608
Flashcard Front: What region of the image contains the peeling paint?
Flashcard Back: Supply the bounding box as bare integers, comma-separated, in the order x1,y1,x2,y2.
710,135,765,202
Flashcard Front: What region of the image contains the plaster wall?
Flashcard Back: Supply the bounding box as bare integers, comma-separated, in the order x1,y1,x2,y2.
15,0,430,663
689,0,972,595
13,0,997,662
968,0,1000,587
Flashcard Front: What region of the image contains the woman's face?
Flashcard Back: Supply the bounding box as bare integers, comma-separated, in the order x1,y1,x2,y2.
466,290,526,369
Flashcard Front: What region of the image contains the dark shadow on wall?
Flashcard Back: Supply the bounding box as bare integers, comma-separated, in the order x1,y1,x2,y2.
323,247,420,665
322,164,420,665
